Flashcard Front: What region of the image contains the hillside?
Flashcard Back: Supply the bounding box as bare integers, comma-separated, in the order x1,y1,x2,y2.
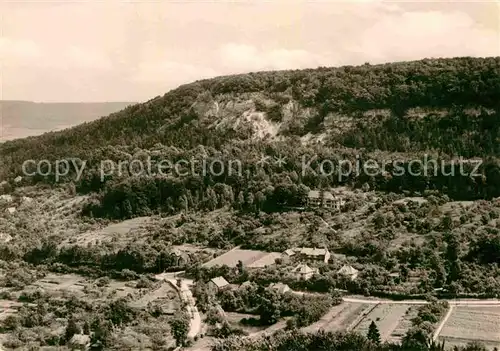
0,101,135,142
1,58,500,351
1,57,500,212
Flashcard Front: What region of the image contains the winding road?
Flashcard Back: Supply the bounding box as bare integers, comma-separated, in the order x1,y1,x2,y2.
155,272,202,340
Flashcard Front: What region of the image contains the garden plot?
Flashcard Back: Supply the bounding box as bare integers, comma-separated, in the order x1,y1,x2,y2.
61,216,153,247
0,189,95,241
101,280,139,300
31,273,87,297
353,304,412,342
388,305,419,343
0,300,36,321
203,249,282,268
128,282,179,310
437,306,500,349
28,274,147,303
302,302,371,333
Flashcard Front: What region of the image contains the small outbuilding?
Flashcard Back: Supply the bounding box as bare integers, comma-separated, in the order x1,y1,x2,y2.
208,276,230,293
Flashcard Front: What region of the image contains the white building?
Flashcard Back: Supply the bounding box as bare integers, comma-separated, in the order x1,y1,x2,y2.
298,247,331,263
208,276,230,293
292,264,318,281
338,265,359,281
306,190,345,210
269,282,291,294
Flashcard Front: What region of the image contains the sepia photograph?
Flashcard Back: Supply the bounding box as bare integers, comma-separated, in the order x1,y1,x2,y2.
0,0,499,350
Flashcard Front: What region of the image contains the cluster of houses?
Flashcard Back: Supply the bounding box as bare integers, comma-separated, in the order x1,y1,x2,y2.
207,245,359,294
305,190,345,210
284,247,331,263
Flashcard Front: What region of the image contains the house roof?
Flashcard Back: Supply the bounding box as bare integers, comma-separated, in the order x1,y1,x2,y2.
6,207,16,214
307,190,335,200
293,264,316,274
299,247,329,257
69,334,90,346
247,252,283,268
284,249,296,256
240,281,253,288
338,265,359,276
210,276,230,288
171,248,189,259
269,283,290,294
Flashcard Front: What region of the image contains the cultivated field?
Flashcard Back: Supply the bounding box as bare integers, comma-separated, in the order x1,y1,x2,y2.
129,282,179,311
353,304,415,343
20,273,181,310
203,249,282,268
302,302,372,333
61,216,153,247
0,188,95,242
303,302,416,343
388,305,419,343
437,306,500,349
0,300,36,321
29,273,87,298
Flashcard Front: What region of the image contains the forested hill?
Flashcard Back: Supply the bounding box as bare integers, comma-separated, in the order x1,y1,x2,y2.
1,57,499,159
1,57,500,212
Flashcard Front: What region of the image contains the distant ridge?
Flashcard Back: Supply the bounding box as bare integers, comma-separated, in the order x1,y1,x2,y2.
1,100,136,104
0,100,137,142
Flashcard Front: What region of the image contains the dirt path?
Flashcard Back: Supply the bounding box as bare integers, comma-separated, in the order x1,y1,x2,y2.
432,305,454,341
172,278,201,339
155,273,202,339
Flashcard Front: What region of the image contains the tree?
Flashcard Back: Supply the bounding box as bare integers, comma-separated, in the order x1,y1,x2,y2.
257,291,281,325
169,313,190,347
236,260,244,275
64,316,81,343
83,320,91,335
441,216,453,230
90,318,112,350
236,191,245,210
367,321,381,345
461,341,488,351
106,298,135,326
1,315,19,331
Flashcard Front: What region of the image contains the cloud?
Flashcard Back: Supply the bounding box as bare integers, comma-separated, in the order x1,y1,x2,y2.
64,46,113,70
218,43,327,72
130,60,219,85
0,38,113,71
0,37,42,66
1,1,498,101
347,10,499,64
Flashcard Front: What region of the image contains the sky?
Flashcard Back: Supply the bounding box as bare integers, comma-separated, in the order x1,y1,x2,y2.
1,0,499,103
